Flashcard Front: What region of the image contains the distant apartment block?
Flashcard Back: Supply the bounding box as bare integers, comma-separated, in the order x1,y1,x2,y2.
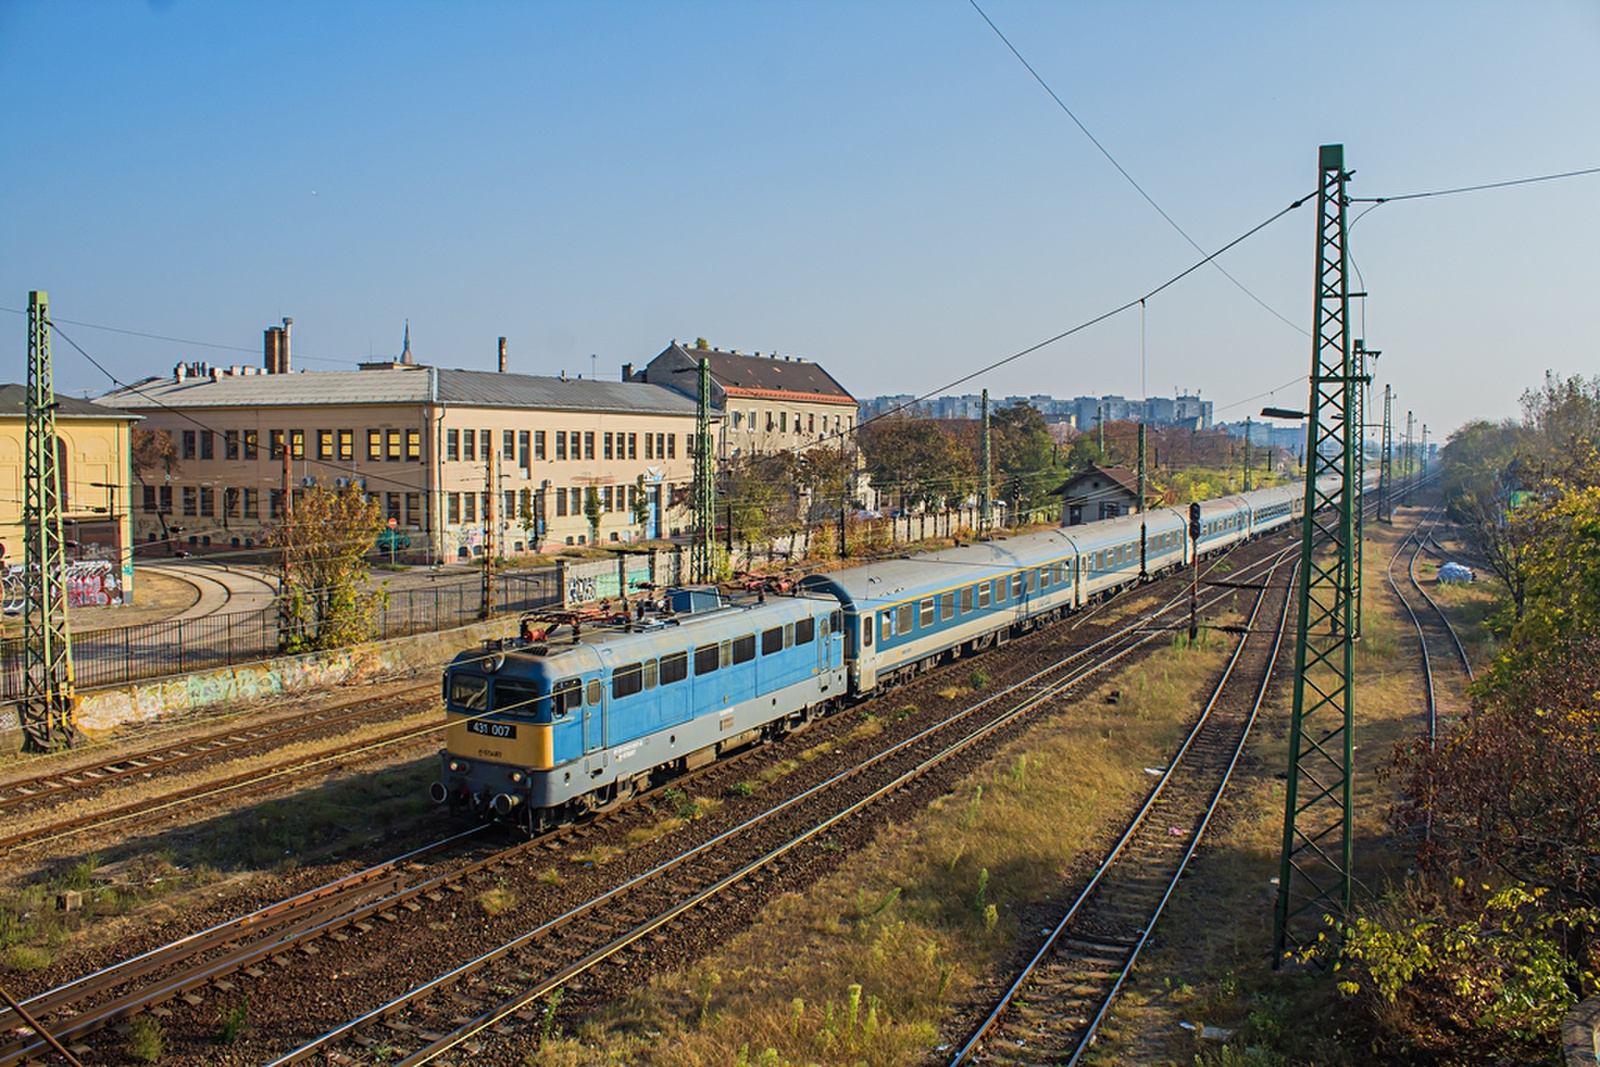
860,391,1213,430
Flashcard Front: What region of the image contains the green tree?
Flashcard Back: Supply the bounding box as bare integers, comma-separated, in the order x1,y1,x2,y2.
724,453,800,546
271,487,385,652
631,475,650,537
991,402,1059,523
583,486,602,545
858,415,972,512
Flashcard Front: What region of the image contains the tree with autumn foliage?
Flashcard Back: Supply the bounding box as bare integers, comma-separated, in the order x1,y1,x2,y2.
269,487,386,652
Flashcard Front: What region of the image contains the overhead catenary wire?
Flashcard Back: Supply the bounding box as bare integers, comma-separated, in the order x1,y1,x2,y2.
966,0,1309,339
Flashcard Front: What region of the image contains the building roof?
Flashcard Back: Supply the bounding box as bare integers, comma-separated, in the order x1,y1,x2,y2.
1052,463,1141,498
95,366,701,418
652,342,855,405
0,384,138,421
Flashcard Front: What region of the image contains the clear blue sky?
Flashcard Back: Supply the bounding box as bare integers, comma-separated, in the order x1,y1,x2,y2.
3,1,1597,437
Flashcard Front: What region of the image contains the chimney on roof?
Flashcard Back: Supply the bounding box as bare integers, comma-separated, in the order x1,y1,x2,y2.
281,318,292,374
498,336,507,373
175,363,187,382
621,362,634,381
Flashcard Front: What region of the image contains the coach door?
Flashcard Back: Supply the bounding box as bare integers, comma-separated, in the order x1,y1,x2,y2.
583,677,606,754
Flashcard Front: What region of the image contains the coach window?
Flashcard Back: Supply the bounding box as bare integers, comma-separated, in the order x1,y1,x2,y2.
795,617,815,644
959,587,973,613
552,679,582,717
896,603,914,635
978,582,991,608
613,663,643,700
733,634,756,663
1026,570,1038,593
880,610,894,643
761,627,784,655
918,598,934,627
585,679,602,706
940,593,955,621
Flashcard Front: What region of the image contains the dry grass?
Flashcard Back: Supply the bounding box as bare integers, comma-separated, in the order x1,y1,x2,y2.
515,635,1233,1066
479,883,518,916
1101,509,1491,1065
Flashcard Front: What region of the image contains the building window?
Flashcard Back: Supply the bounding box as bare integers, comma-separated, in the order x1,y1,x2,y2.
386,429,401,462
142,486,157,512
666,434,675,459
158,486,173,513
583,432,595,460
182,430,197,460
338,430,354,461
503,489,515,519
533,430,545,461
243,430,258,460
198,487,213,516
645,433,654,460
555,489,567,517
765,412,773,432
270,489,283,519
555,431,567,461
732,410,742,429
407,429,421,461
685,433,693,457
519,430,531,468
603,432,613,461
569,487,581,514
463,493,477,523
463,429,475,462
627,432,637,460
368,429,383,461
602,486,613,511
289,430,304,460
503,430,515,461
446,429,460,461
780,412,788,433
183,486,198,516
317,430,334,461
478,430,491,462
447,493,461,524
223,487,240,519
808,413,815,433
386,493,400,521
224,430,239,460
244,488,258,518
405,492,421,525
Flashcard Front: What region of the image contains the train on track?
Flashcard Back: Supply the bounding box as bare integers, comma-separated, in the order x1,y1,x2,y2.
433,472,1378,831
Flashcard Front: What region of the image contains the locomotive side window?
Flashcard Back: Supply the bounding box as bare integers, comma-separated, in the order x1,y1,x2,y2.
978,582,991,608
919,598,935,626
552,678,582,717
831,610,843,633
960,586,973,613
586,679,602,706
660,652,688,684
450,675,489,711
761,627,784,655
643,659,658,688
492,680,541,714
784,623,794,648
733,634,756,663
612,663,643,699
694,643,720,676
940,593,954,621
897,603,914,634
720,640,732,667
795,617,815,645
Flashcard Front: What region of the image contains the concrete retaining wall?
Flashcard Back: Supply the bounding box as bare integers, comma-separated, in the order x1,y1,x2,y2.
1566,997,1600,1066
1,614,523,751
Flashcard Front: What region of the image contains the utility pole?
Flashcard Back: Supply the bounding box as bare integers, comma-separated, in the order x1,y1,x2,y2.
691,358,715,583
1420,425,1428,480
277,425,296,650
837,431,848,559
1096,404,1105,457
480,448,496,619
980,389,992,536
1137,422,1148,577
20,291,76,751
1352,341,1373,640
1275,144,1360,963
1379,385,1393,523
1403,410,1415,507
1243,416,1253,492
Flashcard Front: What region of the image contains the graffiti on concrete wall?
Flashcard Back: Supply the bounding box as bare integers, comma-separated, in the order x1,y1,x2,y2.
2,560,124,613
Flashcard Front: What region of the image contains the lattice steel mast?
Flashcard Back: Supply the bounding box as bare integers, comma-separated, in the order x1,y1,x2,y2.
1274,145,1358,962
21,291,77,751
690,358,715,583
1379,384,1393,523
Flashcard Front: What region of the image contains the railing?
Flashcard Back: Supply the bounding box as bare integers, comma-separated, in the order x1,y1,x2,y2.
0,571,560,701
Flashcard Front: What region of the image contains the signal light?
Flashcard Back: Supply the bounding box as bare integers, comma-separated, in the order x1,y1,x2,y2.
1188,502,1202,541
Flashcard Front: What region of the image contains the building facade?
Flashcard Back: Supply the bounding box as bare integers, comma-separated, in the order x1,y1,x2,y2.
631,342,857,460
0,386,138,602
98,360,705,561
1053,463,1143,526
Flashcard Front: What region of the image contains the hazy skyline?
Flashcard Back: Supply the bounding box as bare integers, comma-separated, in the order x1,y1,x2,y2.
2,1,1596,437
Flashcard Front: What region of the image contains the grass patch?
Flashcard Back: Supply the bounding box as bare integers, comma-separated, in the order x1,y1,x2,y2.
514,635,1228,1065
757,759,800,785
478,883,518,916
127,1015,165,1063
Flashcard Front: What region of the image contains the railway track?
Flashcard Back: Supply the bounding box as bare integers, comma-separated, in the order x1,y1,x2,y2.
1384,499,1473,739
0,535,1294,1065
945,550,1297,1065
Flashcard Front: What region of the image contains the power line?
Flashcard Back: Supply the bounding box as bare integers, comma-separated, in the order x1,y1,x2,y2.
1349,163,1600,204
966,0,1308,338
0,306,353,365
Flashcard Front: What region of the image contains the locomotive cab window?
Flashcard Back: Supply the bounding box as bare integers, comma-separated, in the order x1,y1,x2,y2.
586,679,602,706
795,617,815,644
694,643,720,676
450,675,489,711
552,678,582,717
761,627,784,655
660,652,688,684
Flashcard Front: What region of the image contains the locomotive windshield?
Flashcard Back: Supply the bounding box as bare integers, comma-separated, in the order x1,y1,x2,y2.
449,673,489,711
492,679,545,719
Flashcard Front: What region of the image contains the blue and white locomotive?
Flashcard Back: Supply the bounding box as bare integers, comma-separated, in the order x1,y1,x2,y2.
434,471,1370,829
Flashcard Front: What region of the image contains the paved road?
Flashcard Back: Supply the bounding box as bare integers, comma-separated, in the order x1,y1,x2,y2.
142,560,278,620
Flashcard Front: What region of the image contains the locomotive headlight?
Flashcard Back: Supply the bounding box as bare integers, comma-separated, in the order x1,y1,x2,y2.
448,759,472,774
509,771,525,784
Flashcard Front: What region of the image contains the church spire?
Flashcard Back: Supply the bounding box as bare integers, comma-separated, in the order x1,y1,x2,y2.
400,320,413,365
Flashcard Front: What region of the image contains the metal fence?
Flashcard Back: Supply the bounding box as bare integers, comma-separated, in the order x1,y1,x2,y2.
0,571,560,701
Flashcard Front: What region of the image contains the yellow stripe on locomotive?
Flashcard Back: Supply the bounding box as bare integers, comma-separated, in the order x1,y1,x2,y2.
444,712,555,770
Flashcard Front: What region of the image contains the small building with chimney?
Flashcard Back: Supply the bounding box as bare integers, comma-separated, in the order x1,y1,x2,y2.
1053,463,1143,526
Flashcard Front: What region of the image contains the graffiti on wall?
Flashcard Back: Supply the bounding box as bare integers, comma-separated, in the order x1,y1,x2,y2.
2,560,123,613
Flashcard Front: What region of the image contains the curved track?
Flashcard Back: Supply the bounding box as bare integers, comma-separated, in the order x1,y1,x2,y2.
1384,499,1473,738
